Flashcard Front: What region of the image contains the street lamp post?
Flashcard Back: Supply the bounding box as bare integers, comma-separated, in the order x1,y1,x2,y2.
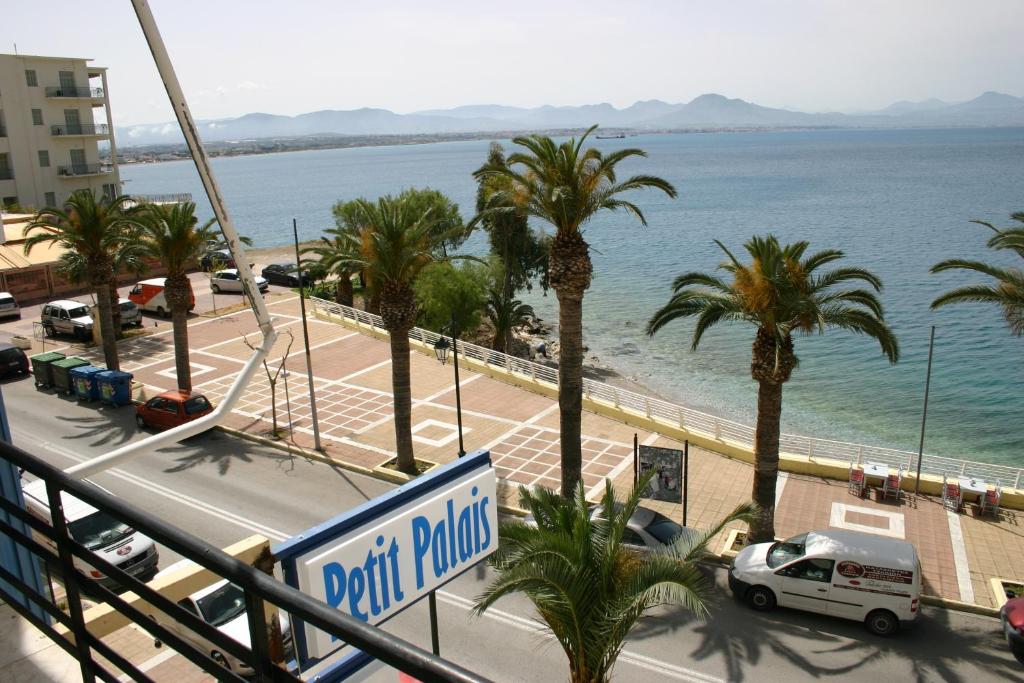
432,319,466,458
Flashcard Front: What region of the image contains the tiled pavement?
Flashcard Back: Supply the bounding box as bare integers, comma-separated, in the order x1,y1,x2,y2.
27,292,1024,680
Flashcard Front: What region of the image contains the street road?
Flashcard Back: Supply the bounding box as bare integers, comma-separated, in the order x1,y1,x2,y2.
2,375,1021,682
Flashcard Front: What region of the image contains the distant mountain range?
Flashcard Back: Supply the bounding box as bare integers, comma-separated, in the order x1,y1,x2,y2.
117,91,1024,147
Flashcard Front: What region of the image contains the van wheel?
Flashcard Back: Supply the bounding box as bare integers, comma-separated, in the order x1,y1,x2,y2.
865,609,899,636
156,306,167,318
73,328,84,341
747,586,776,612
211,284,221,294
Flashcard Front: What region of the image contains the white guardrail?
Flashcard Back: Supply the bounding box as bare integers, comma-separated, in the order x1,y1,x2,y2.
311,297,1024,491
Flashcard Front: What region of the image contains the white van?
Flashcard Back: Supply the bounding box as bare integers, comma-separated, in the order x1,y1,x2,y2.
22,479,160,590
728,528,921,636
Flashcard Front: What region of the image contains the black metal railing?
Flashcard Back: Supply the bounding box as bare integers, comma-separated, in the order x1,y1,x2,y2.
58,164,113,177
45,86,105,98
0,439,488,683
50,123,110,136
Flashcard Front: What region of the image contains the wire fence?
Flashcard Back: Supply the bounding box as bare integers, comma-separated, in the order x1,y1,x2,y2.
311,297,1023,491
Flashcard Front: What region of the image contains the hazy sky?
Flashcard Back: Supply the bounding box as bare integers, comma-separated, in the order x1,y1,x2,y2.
2,0,1021,125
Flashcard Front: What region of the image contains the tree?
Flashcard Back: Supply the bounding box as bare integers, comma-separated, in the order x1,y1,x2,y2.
475,126,677,497
484,283,535,353
243,330,295,438
646,235,898,542
475,474,755,683
396,187,469,257
414,261,487,335
931,212,1024,336
24,190,142,370
320,194,465,474
138,202,218,390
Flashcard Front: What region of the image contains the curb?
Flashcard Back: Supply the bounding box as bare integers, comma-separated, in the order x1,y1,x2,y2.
920,594,1000,619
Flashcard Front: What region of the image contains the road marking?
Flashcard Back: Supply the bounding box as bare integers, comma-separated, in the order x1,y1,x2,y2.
946,509,975,603
116,646,177,682
437,591,724,683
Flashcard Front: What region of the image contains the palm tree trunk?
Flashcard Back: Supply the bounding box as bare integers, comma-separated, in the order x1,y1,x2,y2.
556,290,584,498
750,379,783,543
171,306,191,391
109,282,122,338
95,284,119,371
389,329,417,474
335,274,354,307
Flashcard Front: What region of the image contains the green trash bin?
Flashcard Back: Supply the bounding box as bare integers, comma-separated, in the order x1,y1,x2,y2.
52,357,91,395
30,351,66,388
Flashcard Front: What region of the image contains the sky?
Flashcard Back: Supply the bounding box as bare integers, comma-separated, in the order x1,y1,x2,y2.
2,0,1022,126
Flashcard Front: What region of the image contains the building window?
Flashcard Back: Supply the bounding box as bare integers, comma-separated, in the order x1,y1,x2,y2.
44,192,56,208
38,150,50,167
2,197,18,210
25,70,37,87
0,153,11,181
102,183,117,200
32,108,43,126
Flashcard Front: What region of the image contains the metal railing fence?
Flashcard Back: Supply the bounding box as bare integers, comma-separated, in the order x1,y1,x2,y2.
45,86,105,98
311,296,1023,491
50,123,110,136
0,438,488,683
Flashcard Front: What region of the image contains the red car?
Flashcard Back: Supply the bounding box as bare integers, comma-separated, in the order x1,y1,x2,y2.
136,390,214,430
1002,597,1024,663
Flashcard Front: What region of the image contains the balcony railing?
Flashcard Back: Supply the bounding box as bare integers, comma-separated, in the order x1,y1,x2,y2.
45,86,105,98
57,163,113,177
50,123,110,136
0,436,488,683
0,170,13,181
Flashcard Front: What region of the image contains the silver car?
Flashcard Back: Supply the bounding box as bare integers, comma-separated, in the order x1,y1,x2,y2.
40,300,93,340
119,298,142,328
210,269,268,294
0,292,20,319
526,503,695,552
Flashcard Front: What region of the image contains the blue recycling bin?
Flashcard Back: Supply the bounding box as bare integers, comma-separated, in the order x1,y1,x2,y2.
71,365,106,401
96,370,134,407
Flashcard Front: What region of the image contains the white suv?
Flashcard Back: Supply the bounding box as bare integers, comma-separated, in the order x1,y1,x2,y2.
40,300,93,340
0,292,20,319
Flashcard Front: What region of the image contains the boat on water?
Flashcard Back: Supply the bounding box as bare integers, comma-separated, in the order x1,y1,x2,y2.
596,133,626,139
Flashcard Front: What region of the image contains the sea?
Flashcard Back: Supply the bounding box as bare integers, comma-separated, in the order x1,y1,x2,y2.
120,127,1024,468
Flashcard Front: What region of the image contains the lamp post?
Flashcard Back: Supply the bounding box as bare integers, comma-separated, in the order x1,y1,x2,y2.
293,218,322,452
432,319,465,458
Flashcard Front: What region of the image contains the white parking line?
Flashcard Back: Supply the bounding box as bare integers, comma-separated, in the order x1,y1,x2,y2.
946,510,975,603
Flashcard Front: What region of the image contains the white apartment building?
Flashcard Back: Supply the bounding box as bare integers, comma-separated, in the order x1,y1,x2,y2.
0,53,121,211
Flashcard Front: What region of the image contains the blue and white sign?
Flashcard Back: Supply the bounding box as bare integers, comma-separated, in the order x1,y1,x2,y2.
275,450,498,662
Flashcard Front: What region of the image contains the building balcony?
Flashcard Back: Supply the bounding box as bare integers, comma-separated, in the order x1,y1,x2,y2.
58,163,113,177
0,171,13,181
45,85,105,99
50,123,110,137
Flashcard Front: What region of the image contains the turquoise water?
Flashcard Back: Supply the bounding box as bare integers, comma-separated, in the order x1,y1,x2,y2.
120,128,1024,466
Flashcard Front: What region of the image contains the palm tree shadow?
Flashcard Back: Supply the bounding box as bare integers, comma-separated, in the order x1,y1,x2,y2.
157,430,289,476
56,411,136,448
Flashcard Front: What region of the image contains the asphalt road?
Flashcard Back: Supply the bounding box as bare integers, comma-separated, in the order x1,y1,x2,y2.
2,374,1021,682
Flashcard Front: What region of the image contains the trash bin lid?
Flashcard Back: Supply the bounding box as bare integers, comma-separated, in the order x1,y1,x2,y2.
70,364,104,377
53,357,91,369
31,352,66,363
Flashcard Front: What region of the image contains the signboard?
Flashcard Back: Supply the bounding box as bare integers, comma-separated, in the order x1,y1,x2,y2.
275,450,498,664
637,445,682,503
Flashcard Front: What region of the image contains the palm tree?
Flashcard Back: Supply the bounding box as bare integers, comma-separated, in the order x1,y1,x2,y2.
323,195,463,474
24,190,141,370
306,230,357,307
931,212,1024,336
475,474,755,683
138,202,218,391
646,235,898,542
475,126,677,497
484,287,535,353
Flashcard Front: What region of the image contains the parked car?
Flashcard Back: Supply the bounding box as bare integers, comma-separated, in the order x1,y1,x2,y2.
129,278,196,318
119,298,143,327
200,249,235,271
729,529,921,636
40,300,93,340
0,291,21,319
21,477,160,591
136,390,214,430
0,342,29,379
525,503,696,553
1001,596,1024,663
261,263,310,288
150,560,292,675
210,269,269,294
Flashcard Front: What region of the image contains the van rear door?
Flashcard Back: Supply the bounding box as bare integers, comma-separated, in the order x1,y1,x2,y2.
775,558,835,614
828,559,915,620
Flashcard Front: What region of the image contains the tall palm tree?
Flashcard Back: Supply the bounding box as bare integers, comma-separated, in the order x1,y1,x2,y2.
931,212,1024,336
475,126,677,497
138,202,218,391
323,195,463,474
646,235,898,542
475,474,754,683
24,190,141,370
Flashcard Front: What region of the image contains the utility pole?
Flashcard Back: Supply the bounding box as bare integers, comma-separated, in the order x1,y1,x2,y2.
914,326,936,496
294,219,322,452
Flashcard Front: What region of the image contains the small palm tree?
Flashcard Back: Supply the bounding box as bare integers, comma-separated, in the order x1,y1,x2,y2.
484,287,535,353
931,212,1024,335
24,190,141,370
138,202,218,390
306,230,357,307
475,126,677,498
647,235,898,542
322,195,464,474
476,474,755,683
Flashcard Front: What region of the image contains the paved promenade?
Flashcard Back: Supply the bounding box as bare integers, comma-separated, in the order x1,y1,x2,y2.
13,289,1024,612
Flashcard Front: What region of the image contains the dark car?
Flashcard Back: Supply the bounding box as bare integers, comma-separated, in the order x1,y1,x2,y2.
136,390,214,430
261,263,310,287
525,503,696,553
200,249,236,271
1001,596,1024,663
0,343,30,380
